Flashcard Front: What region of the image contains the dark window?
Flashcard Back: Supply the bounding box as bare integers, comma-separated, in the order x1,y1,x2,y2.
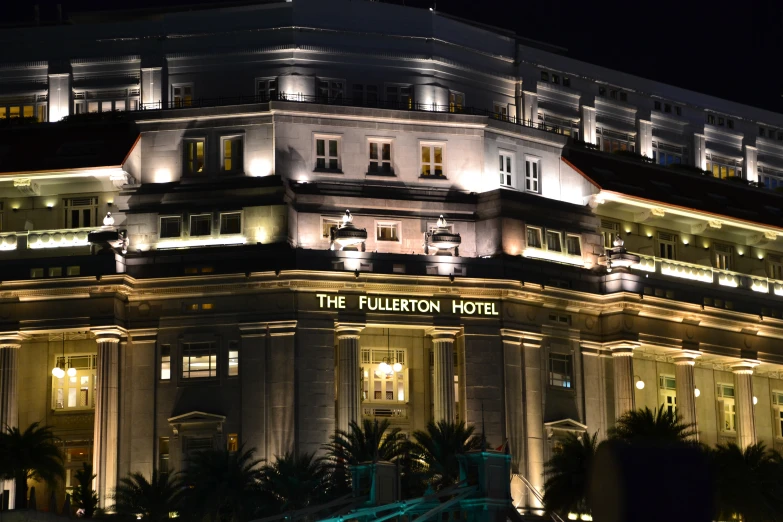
654,101,661,111
159,438,170,477
610,90,618,99
619,92,627,102
219,213,242,235
541,71,549,82
598,86,606,97
664,104,671,113
727,119,734,129
551,74,559,84
189,215,212,237
675,106,681,116
160,217,182,239
707,114,715,125
760,127,766,137
563,77,570,87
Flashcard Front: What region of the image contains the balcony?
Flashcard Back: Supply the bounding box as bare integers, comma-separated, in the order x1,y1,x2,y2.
630,254,783,297
362,403,408,420
0,227,94,251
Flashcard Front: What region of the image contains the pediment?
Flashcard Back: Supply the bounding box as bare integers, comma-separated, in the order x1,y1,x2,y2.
544,418,588,437
167,411,226,439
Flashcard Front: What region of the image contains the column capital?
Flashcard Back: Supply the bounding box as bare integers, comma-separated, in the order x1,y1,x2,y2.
732,359,760,374
608,342,638,357
0,332,25,349
93,328,124,344
673,350,701,366
426,327,461,341
335,322,364,340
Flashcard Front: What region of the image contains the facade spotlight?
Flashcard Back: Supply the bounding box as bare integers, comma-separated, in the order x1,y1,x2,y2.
694,388,701,397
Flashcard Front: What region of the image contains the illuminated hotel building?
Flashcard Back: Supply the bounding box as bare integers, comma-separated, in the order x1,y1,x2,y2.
2,0,783,512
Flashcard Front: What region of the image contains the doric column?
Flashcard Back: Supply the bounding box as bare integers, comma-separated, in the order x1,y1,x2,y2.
522,331,545,511
93,330,122,510
581,343,609,440
336,323,364,434
0,334,22,509
733,359,759,448
611,344,636,420
673,350,700,439
428,328,460,423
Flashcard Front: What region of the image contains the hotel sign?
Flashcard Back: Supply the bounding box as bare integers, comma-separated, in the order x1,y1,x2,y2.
316,293,499,316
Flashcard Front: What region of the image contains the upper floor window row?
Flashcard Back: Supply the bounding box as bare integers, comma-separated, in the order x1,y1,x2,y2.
540,71,571,88
598,86,627,102
0,94,47,122
526,226,582,256
183,136,244,175
759,126,783,141
653,100,682,117
498,151,541,194
159,211,243,239
706,113,734,129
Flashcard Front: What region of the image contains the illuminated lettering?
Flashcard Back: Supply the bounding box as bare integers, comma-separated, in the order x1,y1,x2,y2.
318,294,499,316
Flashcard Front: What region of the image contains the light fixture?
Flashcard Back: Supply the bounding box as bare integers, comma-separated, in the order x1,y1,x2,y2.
753,396,758,405
51,335,67,379
694,388,701,398
375,328,402,378
634,375,645,390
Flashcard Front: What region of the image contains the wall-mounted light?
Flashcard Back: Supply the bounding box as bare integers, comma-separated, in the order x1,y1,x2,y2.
694,388,701,398
107,201,113,207
753,396,758,405
634,375,645,390
47,205,53,211
12,207,18,213
646,233,652,238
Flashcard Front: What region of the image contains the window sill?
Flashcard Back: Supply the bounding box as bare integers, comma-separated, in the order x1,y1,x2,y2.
366,171,396,177
52,408,95,414
313,168,343,174
419,174,448,180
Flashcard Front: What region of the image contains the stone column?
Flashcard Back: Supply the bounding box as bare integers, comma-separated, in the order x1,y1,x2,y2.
581,343,609,439
239,323,267,459
744,145,758,183
429,328,459,423
733,359,759,448
581,105,596,145
694,133,707,170
638,119,653,159
673,350,700,439
93,330,122,510
267,321,296,458
0,334,22,509
611,345,636,420
336,323,364,434
522,332,545,511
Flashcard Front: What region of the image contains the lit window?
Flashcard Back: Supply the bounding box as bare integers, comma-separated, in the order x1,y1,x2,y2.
172,84,193,108
549,353,572,388
597,128,636,153
159,216,182,239
706,153,741,179
49,267,63,277
449,92,464,113
717,384,736,432
499,151,514,187
546,230,562,252
713,243,733,270
67,266,80,276
185,139,205,174
322,217,341,239
525,158,540,192
600,220,620,249
652,141,685,165
182,343,217,379
659,375,677,415
30,268,44,278
420,144,444,177
376,222,399,242
493,102,508,121
369,141,392,174
772,392,783,437
565,235,581,256
315,138,340,171
189,214,212,237
361,348,407,404
161,345,171,380
221,136,243,173
227,433,238,452
228,349,239,377
526,227,542,249
52,355,97,410
219,212,242,235
658,232,677,260
386,85,413,109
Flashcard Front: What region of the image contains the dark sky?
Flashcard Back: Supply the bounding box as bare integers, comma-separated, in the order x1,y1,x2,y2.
5,0,783,114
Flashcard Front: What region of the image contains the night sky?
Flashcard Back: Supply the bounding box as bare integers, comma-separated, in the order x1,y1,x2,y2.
4,0,783,114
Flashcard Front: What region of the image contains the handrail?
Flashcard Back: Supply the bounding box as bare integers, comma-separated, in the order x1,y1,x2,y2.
512,473,565,522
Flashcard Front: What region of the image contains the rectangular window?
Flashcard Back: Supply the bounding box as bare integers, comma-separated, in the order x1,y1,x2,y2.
493,103,508,121
546,230,562,252
352,84,379,106
67,266,80,276
161,345,171,380
420,144,444,177
659,375,677,415
316,138,340,171
714,243,734,270
597,128,636,153
376,222,399,242
172,84,193,108
228,349,239,377
767,255,783,280
227,433,238,452
256,78,277,101
717,384,736,432
64,197,98,229
652,141,686,166
52,354,97,410
185,139,205,175
600,220,621,249
49,267,63,277
565,235,582,256
549,353,572,388
361,348,408,403
219,212,242,235
526,227,542,249
30,268,44,278
707,114,716,125
322,217,341,239
525,158,540,192
189,214,212,237
658,232,677,260
706,153,742,179
449,92,464,113
499,151,514,187
182,343,217,379
386,85,413,109
541,71,549,82
159,437,170,477
159,216,182,239
369,141,393,174
318,79,344,102
221,136,243,173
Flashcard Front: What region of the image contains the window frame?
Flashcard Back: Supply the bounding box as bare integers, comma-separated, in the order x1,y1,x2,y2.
183,138,206,176
160,345,171,381
219,212,243,236
255,77,278,101
375,220,401,243
548,352,573,389
384,83,413,109
713,243,734,271
228,346,239,378
657,232,678,260
171,83,194,108
314,134,342,172
321,216,342,239
525,156,541,193
317,78,345,102
526,226,542,249
493,102,509,121
159,215,183,239
188,213,213,238
181,342,218,380
498,150,515,188
717,383,736,433
545,230,563,253
448,91,464,113
220,135,244,174
419,141,446,179
367,138,394,176
565,234,582,256
352,84,379,106
52,354,97,411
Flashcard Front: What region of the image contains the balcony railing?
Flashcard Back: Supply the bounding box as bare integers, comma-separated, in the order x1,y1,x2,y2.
0,227,94,251
362,403,408,419
135,92,573,137
631,253,783,297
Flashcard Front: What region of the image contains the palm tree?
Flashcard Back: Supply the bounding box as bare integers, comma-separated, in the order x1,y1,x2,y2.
259,451,329,514
181,446,263,522
113,469,183,522
411,420,485,490
711,442,783,522
543,432,598,517
609,406,696,445
0,422,64,509
73,462,99,518
322,419,410,495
